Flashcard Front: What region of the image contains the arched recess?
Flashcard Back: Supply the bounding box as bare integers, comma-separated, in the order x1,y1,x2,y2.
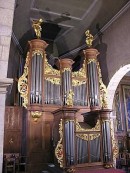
107,64,130,109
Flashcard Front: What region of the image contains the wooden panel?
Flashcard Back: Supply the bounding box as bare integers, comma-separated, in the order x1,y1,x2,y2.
29,119,42,152
4,106,22,153
5,107,22,130
4,131,21,153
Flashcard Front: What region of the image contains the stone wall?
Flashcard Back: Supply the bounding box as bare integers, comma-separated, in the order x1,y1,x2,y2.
98,7,130,86
0,0,15,172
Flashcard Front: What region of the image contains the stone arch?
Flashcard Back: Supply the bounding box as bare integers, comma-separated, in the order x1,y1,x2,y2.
107,64,130,109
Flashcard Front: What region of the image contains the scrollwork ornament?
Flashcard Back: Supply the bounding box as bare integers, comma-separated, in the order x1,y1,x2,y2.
55,119,63,167
97,61,108,109
18,52,30,108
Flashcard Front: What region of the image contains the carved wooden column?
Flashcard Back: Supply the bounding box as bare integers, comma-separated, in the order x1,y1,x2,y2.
84,48,100,110
100,109,113,168
59,59,74,106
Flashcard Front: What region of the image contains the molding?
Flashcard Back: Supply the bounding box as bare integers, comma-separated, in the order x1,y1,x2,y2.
60,1,130,58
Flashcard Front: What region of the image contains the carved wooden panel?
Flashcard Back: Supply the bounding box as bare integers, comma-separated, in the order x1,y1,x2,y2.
4,106,22,153
4,131,21,153
4,107,22,130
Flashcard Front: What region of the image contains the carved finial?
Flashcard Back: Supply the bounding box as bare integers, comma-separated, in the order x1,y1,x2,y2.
32,18,43,39
85,30,94,47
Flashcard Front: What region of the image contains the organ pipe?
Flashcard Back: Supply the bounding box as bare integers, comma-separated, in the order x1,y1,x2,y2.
59,59,74,106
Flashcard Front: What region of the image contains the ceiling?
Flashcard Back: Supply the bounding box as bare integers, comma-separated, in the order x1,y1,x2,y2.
13,0,129,58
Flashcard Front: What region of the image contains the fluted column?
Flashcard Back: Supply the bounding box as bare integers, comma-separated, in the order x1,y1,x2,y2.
59,59,74,106
100,109,113,167
84,48,100,110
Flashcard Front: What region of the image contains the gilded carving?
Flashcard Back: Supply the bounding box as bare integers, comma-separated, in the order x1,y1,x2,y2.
18,52,30,108
97,62,108,109
66,89,74,107
31,111,42,122
76,120,100,132
85,30,94,47
72,79,86,86
62,68,71,73
32,18,43,39
45,77,61,85
87,58,96,64
44,57,60,76
110,120,119,161
32,50,43,57
76,133,100,141
72,60,86,78
55,119,63,167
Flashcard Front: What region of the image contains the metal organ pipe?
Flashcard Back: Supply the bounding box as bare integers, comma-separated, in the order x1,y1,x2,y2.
59,59,74,106
30,53,43,104
84,48,100,110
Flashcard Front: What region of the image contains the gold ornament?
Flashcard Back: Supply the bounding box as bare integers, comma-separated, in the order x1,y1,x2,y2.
66,89,74,107
32,18,43,39
72,60,86,78
97,61,108,109
55,119,63,167
44,56,60,76
45,77,61,85
76,120,100,132
31,111,42,122
18,52,30,108
85,30,94,47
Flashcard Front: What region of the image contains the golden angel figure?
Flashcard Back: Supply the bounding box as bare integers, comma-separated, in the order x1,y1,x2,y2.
32,18,43,38
85,30,94,47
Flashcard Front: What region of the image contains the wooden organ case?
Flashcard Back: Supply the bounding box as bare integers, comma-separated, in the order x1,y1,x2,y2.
18,20,117,173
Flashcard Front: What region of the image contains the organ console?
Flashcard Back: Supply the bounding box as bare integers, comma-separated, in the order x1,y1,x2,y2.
18,19,118,172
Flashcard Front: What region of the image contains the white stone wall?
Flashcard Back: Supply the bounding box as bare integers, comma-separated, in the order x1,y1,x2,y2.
0,0,15,172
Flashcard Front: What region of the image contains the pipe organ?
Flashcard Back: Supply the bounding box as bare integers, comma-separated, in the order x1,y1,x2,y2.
18,20,117,173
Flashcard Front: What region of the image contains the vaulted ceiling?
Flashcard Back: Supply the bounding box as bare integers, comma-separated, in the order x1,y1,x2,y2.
13,0,129,58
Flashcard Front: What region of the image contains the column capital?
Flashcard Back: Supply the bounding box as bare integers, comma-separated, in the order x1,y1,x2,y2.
0,78,13,94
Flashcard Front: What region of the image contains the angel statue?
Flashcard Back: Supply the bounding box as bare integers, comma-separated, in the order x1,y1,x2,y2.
85,30,94,47
32,18,43,39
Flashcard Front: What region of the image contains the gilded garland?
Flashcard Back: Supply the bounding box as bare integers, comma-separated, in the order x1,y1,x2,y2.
76,120,100,141
76,120,100,132
72,60,86,78
55,119,63,167
44,56,60,76
18,52,30,108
